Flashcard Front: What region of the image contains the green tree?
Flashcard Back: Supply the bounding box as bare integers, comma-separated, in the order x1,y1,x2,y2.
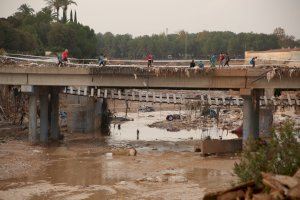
18,4,34,15
45,0,63,22
70,10,73,22
74,10,77,23
61,0,77,23
273,27,297,48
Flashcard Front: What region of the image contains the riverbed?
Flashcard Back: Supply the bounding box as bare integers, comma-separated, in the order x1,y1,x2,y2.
0,110,240,200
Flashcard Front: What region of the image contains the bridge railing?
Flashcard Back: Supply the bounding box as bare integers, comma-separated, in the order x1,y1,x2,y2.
1,54,300,67
63,87,300,107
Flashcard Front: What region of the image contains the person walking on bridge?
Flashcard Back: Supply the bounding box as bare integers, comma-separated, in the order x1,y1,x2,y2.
146,53,153,67
218,53,225,67
210,54,217,67
98,54,107,67
61,49,69,65
56,52,63,67
250,56,257,67
223,53,230,67
190,59,196,68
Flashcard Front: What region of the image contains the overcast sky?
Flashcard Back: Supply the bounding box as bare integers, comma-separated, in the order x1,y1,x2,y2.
1,0,299,39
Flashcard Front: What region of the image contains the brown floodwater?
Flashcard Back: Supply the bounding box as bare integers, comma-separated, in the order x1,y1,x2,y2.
0,111,239,200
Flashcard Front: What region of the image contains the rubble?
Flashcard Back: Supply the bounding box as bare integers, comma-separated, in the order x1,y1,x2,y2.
109,147,137,156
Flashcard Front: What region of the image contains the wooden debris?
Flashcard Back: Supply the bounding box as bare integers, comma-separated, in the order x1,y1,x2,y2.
204,170,300,200
218,190,245,200
252,193,272,200
294,169,300,179
273,174,299,188
288,183,300,200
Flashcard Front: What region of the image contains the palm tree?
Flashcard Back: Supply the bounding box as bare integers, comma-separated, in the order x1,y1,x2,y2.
61,0,77,23
45,0,63,22
18,4,34,15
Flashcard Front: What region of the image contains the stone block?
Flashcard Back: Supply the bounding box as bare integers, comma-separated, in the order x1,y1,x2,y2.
195,139,243,156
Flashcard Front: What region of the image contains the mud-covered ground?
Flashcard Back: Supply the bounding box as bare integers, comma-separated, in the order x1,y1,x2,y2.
0,107,241,200
0,96,299,200
0,131,239,200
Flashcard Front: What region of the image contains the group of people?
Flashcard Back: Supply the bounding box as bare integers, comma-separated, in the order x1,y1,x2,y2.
189,53,231,69
57,49,69,67
56,50,257,68
217,53,230,67
190,53,258,69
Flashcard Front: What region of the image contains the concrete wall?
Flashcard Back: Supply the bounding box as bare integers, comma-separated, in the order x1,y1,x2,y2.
66,95,102,133
195,139,243,155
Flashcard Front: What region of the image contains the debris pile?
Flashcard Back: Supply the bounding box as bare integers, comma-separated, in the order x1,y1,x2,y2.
148,108,242,133
204,169,300,200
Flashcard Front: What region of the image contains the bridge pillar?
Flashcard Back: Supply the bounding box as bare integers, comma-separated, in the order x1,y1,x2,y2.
242,89,262,140
28,90,38,144
50,87,60,140
259,89,274,136
39,88,49,143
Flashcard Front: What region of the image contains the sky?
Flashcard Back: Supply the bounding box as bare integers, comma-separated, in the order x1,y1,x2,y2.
0,0,299,39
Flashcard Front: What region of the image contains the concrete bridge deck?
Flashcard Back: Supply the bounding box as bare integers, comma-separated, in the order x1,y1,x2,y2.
0,59,299,89
0,56,299,144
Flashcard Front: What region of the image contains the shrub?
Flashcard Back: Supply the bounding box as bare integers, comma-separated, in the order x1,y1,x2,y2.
234,120,300,185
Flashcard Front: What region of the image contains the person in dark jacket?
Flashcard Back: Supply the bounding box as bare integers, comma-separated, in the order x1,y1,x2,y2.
190,59,195,68
223,53,230,67
250,56,258,67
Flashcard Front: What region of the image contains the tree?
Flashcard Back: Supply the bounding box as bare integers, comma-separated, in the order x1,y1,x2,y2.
18,4,34,15
61,0,77,23
74,10,77,23
273,27,286,40
69,10,73,22
273,27,297,48
45,0,62,22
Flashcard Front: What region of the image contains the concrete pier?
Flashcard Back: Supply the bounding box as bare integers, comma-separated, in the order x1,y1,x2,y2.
28,92,38,143
259,106,273,136
39,89,49,143
242,90,261,140
259,89,274,136
66,95,102,133
50,88,60,140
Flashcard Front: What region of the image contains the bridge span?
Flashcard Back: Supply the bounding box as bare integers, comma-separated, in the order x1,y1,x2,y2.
0,57,299,145
0,62,299,89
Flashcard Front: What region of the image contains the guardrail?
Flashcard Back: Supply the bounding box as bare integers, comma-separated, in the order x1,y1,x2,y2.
63,87,300,106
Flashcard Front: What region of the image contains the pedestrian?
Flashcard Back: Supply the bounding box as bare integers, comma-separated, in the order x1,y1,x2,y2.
61,49,69,65
137,129,140,140
196,60,204,69
218,53,225,67
210,54,217,67
250,56,257,67
146,53,153,67
223,53,230,67
98,54,106,67
190,59,195,68
56,52,63,67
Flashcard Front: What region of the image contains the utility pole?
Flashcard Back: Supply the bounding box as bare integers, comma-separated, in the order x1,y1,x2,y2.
185,32,188,59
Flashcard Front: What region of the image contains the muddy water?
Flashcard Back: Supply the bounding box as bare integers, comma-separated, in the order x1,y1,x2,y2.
0,111,239,200
109,111,238,142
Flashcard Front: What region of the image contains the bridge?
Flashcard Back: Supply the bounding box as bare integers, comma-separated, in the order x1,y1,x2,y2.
0,55,299,145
